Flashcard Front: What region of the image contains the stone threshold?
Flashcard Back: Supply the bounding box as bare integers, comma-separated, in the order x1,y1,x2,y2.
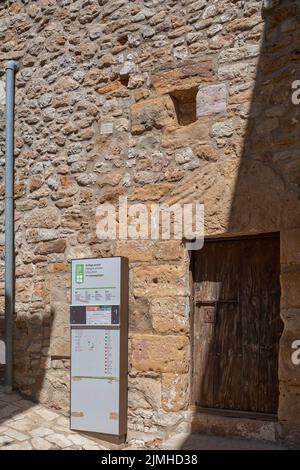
190,409,279,444
194,407,277,422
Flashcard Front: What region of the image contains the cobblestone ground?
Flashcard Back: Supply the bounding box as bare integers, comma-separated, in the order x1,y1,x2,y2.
0,386,110,450
0,387,288,450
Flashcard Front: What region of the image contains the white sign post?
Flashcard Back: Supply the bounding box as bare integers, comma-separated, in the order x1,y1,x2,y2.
70,257,128,443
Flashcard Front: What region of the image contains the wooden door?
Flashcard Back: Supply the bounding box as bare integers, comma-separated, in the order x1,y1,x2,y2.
192,235,282,414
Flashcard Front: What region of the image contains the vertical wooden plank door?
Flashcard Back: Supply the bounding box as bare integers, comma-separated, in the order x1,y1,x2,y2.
192,235,282,414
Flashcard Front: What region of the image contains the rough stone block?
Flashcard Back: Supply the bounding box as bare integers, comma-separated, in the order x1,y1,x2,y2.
129,298,152,334
128,184,175,202
281,273,300,308
150,297,189,334
162,373,189,411
0,80,5,106
100,122,114,135
279,327,300,386
49,302,70,357
128,376,161,410
115,241,153,262
194,143,219,161
211,119,234,139
47,263,69,273
38,371,70,411
152,60,214,95
16,279,33,303
281,308,300,331
279,384,300,425
277,423,300,449
34,239,66,255
262,0,281,10
161,118,210,149
130,96,177,135
55,77,79,93
196,84,227,117
25,229,59,243
132,334,189,373
217,63,250,81
24,207,61,229
155,241,184,261
218,45,260,64
50,335,70,357
127,408,186,441
191,412,277,443
281,229,300,265
279,308,300,385
133,264,188,297
48,271,70,300
96,80,124,95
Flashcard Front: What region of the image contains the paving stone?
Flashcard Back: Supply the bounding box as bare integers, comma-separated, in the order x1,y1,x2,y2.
0,393,23,403
82,443,101,450
5,428,29,442
0,435,14,446
46,433,73,449
17,399,37,410
67,433,97,447
10,411,31,421
54,425,71,434
1,442,32,450
29,427,54,438
33,407,59,422
31,437,53,450
1,419,14,426
0,404,20,419
9,418,36,432
56,416,69,427
0,401,9,408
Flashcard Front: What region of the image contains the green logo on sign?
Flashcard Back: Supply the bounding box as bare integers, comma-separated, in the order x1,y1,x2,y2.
75,264,84,284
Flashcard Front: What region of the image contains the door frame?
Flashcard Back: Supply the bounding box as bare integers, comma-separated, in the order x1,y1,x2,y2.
189,232,281,419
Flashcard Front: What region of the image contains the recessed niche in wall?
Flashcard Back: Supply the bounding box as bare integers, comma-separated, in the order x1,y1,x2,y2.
120,74,130,87
169,87,198,126
118,35,128,45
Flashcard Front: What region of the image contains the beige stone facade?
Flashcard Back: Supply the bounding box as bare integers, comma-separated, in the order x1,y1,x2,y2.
0,0,299,448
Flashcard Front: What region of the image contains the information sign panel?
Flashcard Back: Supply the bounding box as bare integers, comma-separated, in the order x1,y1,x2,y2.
70,257,128,443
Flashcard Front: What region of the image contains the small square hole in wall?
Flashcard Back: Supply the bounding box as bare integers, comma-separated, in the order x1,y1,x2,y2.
169,87,198,126
118,35,128,45
120,74,129,87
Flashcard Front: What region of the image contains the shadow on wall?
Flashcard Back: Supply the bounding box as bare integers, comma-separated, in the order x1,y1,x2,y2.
183,0,300,449
228,0,300,234
13,266,72,411
0,295,56,423
0,273,74,425
0,69,56,419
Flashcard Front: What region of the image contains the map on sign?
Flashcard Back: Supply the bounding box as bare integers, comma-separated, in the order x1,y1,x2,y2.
71,328,120,379
71,258,121,306
70,328,120,435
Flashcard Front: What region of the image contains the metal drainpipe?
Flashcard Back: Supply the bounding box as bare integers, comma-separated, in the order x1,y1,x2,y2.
4,60,18,393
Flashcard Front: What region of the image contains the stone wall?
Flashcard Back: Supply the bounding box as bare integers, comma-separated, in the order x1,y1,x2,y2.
0,0,299,445
279,229,300,447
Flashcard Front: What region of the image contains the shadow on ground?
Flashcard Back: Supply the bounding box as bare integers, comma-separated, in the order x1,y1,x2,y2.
179,432,287,450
